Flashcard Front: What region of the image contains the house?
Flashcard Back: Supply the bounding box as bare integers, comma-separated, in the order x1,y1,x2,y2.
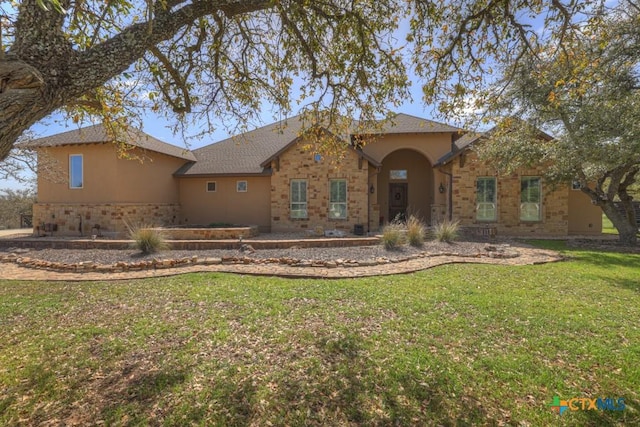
27,113,602,237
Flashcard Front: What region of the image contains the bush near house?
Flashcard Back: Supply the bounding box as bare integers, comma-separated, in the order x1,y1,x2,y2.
127,224,169,254
406,215,427,247
381,220,406,250
433,219,460,242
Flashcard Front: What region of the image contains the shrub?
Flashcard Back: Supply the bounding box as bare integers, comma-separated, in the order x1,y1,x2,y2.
406,215,426,247
433,219,460,243
381,220,406,250
127,223,169,254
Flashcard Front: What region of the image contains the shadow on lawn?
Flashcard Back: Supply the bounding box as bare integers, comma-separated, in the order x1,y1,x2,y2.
568,249,640,292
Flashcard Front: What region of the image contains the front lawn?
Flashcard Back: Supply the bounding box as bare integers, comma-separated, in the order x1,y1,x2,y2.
1,242,638,426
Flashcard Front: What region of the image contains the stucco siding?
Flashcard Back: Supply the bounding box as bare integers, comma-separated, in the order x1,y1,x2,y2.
568,188,603,234
178,177,271,231
364,133,450,225
37,144,184,204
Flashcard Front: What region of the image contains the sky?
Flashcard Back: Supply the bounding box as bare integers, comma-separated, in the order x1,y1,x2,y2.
2,0,621,192
1,72,440,192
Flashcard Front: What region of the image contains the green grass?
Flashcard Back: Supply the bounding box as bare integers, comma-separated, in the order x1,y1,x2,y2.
1,243,639,425
602,214,618,234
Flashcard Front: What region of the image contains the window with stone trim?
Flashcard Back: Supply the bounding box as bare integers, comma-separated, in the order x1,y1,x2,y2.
69,154,83,189
520,176,542,221
290,179,308,219
329,179,347,219
476,177,497,221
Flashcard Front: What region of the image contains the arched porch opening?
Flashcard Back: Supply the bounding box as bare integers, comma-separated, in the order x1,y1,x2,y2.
376,148,435,225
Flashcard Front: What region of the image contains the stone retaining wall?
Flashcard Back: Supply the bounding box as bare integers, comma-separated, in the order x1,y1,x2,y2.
151,226,259,240
0,237,380,250
0,247,520,274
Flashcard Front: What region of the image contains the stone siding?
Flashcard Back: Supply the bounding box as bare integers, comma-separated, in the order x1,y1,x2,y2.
450,152,569,236
147,226,259,240
33,203,180,237
269,143,370,233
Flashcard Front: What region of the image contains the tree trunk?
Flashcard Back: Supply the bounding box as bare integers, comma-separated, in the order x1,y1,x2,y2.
601,201,638,246
0,60,58,161
0,0,275,161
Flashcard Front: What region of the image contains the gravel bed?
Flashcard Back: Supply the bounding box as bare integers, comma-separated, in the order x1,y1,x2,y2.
6,241,496,265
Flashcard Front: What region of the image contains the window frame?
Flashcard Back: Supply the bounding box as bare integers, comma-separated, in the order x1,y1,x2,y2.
236,180,248,192
290,179,308,219
329,179,347,220
389,169,408,180
520,176,542,222
69,154,83,189
206,181,217,192
476,177,497,222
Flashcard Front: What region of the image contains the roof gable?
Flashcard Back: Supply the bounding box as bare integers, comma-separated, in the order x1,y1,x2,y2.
376,113,461,134
434,120,554,167
25,124,196,162
259,129,382,169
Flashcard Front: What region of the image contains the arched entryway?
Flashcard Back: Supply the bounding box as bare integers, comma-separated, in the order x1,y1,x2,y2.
377,149,434,225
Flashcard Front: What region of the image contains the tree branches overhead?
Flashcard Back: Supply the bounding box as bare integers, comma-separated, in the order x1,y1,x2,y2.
0,0,635,161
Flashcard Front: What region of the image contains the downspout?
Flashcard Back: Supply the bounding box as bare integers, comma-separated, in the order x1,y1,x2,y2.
440,169,453,221
368,166,382,232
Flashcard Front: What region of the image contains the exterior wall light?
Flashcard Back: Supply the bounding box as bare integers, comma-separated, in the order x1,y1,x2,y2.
439,183,446,193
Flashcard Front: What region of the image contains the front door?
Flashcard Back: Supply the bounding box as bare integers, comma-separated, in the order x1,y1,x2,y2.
389,183,408,222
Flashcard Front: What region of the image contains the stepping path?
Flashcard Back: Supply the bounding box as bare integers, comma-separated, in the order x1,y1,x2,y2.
0,247,563,281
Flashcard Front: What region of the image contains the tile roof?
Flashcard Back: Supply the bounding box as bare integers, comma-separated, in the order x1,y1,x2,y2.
25,123,196,161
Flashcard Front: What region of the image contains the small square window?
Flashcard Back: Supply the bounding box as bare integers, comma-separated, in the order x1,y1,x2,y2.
314,153,322,163
237,180,248,192
206,181,217,192
571,180,582,190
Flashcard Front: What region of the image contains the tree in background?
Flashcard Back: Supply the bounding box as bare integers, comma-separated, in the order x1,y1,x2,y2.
475,4,640,244
0,0,605,160
0,188,35,229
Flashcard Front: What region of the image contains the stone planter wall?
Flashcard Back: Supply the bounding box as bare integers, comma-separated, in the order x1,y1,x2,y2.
150,226,259,240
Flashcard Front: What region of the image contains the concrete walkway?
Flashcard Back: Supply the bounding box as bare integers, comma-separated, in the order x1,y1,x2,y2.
0,246,563,281
0,228,31,237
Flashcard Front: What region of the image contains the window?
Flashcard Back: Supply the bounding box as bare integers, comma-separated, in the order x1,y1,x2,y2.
69,154,83,189
236,180,247,192
329,179,347,219
390,169,408,180
206,181,217,192
290,179,308,219
571,180,582,190
521,177,542,221
476,177,497,221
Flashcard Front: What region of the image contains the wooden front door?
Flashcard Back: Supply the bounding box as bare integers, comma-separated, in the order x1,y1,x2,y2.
389,183,408,221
